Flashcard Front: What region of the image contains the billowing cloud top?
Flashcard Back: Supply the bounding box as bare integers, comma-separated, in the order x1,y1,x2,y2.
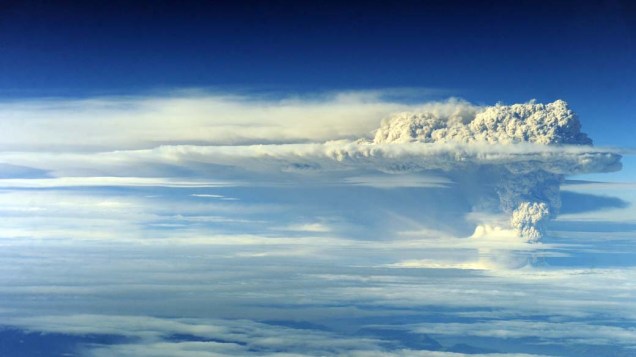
374,100,591,145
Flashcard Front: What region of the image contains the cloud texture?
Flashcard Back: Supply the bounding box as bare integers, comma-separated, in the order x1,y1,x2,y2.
0,92,632,356
0,95,621,240
368,100,620,239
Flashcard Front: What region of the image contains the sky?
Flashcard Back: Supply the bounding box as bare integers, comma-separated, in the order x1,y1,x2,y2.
0,0,634,145
0,1,636,356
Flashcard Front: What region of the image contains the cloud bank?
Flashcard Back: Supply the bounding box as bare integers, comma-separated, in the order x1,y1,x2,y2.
0,94,621,240
0,91,415,151
0,88,632,356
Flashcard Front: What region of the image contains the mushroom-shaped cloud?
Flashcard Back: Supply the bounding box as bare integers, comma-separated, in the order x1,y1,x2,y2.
368,100,620,240
119,100,618,241
7,98,615,242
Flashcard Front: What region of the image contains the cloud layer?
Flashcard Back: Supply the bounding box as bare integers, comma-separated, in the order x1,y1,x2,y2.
0,95,619,240
373,100,592,145
0,88,632,356
0,91,416,151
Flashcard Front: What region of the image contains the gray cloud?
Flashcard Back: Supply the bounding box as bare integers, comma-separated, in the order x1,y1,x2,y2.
367,100,620,239
373,100,591,145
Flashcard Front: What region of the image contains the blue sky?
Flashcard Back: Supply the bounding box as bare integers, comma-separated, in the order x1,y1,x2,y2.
1,0,633,145
1,1,636,356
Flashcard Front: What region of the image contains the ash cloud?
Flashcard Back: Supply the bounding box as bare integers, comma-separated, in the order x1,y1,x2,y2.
368,100,620,240
91,99,617,241
373,100,591,145
0,95,621,241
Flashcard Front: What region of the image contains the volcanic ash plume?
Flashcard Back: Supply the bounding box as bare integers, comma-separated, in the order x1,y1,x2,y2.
5,97,616,242
371,100,620,240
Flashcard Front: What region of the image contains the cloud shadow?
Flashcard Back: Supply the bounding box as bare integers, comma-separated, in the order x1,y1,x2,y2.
559,191,629,215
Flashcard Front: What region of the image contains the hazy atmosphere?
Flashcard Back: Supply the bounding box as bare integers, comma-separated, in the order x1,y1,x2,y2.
0,1,635,356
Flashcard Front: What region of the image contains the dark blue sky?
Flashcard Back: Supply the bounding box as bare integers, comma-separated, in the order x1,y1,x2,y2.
0,0,634,144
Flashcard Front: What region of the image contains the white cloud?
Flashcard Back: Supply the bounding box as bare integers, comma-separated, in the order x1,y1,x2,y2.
374,100,591,145
0,91,420,151
3,314,555,357
0,141,619,239
0,91,632,356
410,320,636,346
0,177,236,188
7,314,382,356
0,94,622,240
